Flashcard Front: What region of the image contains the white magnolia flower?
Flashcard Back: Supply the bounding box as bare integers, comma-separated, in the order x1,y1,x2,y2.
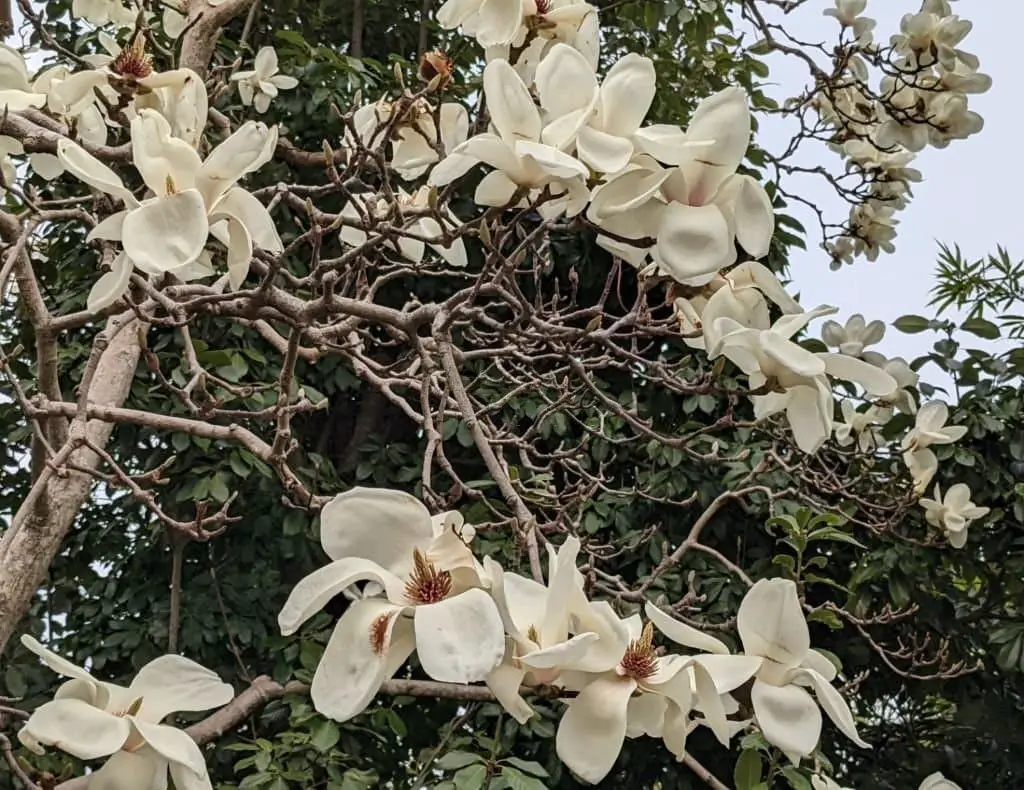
352,98,469,180
71,0,137,27
737,579,870,761
848,201,898,261
821,313,885,358
277,487,506,722
675,261,802,351
861,353,918,413
835,402,889,453
58,109,281,310
231,47,299,114
555,612,738,785
901,401,967,494
708,306,898,453
536,44,659,176
588,88,775,284
919,483,989,548
483,536,624,723
0,44,47,112
823,0,876,45
438,0,596,54
18,635,233,790
891,11,973,71
919,772,962,790
340,186,467,268
429,59,589,220
812,775,853,790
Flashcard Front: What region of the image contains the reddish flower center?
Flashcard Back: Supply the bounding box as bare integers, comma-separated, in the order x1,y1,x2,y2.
619,622,658,680
404,548,452,605
111,36,153,79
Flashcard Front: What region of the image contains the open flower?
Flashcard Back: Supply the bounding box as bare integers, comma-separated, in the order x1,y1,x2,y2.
0,44,47,111
901,401,967,494
920,773,962,790
821,313,885,358
555,609,743,784
429,59,589,219
812,775,853,790
231,47,299,114
835,402,889,453
352,98,469,180
708,307,898,453
277,487,506,723
536,44,658,176
919,483,989,548
71,0,137,27
736,579,870,761
483,536,626,723
340,186,467,268
18,635,233,790
823,0,876,45
58,109,281,310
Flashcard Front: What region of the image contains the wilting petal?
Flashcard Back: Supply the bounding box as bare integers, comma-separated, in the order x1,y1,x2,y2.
19,699,129,759
128,656,233,724
645,602,729,654
751,680,822,759
793,668,870,748
483,58,541,142
318,487,435,577
737,578,810,667
87,253,133,313
57,139,134,203
655,202,735,284
536,42,598,120
486,655,533,724
598,52,656,137
278,557,404,635
716,174,774,258
311,599,410,722
122,190,208,273
556,674,636,784
130,110,203,197
89,749,168,790
413,589,506,682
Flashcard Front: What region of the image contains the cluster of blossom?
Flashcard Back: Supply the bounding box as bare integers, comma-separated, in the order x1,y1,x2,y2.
818,0,990,267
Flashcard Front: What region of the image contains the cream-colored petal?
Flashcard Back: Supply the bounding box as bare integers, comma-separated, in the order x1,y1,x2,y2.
413,589,506,683
556,674,636,784
19,699,130,760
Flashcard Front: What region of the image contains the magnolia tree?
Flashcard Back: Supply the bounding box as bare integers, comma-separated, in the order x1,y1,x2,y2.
0,0,1007,788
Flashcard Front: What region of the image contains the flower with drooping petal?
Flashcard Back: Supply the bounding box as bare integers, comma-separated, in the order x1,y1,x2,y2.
554,610,741,785
675,261,802,351
0,44,47,112
900,401,967,494
483,536,625,723
821,313,885,358
17,635,233,790
277,487,506,723
231,47,299,114
340,186,467,268
536,44,659,176
835,402,889,453
919,772,962,790
57,109,282,311
429,59,589,219
823,0,876,46
861,353,919,414
736,579,870,761
708,306,898,453
919,483,989,548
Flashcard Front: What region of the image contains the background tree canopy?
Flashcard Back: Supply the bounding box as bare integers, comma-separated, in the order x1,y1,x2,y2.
0,1,1020,789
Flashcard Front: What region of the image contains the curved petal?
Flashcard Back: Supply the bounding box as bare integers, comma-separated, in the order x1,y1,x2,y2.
413,589,506,683
57,139,133,203
495,567,547,642
520,632,599,670
539,535,582,645
683,87,752,198
122,190,208,274
475,169,520,207
483,58,540,142
129,656,233,723
737,578,810,666
130,110,203,197
716,174,774,258
89,749,168,790
689,654,763,694
131,720,207,779
556,674,636,784
536,42,598,120
428,151,480,187
198,121,277,208
576,126,634,175
310,599,408,722
750,680,822,759
318,487,434,576
20,699,130,760
728,261,802,313
761,332,827,377
87,252,133,313
821,353,898,395
476,0,525,47
420,216,467,267
209,187,282,254
486,657,533,724
626,692,666,738
793,668,870,748
599,53,656,137
588,162,669,220
439,103,470,153
645,602,729,654
458,133,523,175
436,0,479,29
515,139,588,180
277,557,403,636
654,202,735,284
20,636,99,689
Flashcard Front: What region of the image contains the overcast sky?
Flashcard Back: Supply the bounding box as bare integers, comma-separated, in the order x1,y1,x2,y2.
753,1,1020,366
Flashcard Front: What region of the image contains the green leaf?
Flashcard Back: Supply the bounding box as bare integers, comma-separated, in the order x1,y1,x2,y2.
807,609,843,631
893,314,931,334
502,758,548,778
734,749,763,790
806,527,865,549
453,764,488,790
961,316,1001,339
436,751,484,771
501,768,548,790
781,766,813,790
310,719,340,752
3,666,26,697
